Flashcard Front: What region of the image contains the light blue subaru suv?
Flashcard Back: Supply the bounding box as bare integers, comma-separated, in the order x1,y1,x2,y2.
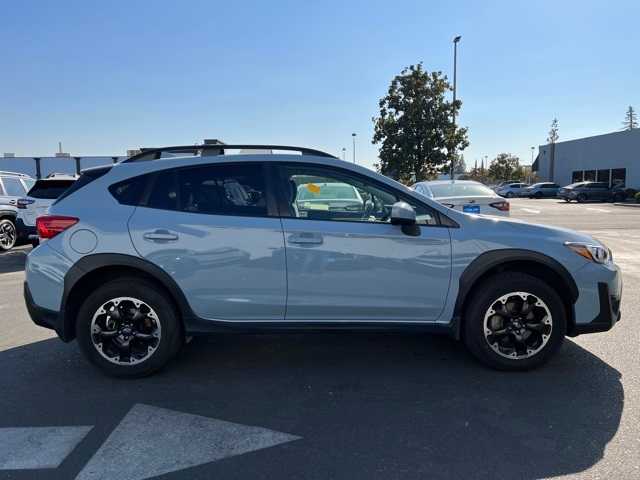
24,144,622,376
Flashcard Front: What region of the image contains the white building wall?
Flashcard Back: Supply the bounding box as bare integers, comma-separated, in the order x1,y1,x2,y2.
536,129,640,188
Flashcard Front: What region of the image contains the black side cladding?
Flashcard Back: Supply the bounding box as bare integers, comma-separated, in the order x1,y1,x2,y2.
53,165,112,205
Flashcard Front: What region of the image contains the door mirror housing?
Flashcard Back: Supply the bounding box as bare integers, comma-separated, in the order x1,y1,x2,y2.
390,201,416,225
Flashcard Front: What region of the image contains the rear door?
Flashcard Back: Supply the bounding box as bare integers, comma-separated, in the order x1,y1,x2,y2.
0,176,28,206
127,162,287,322
276,163,452,323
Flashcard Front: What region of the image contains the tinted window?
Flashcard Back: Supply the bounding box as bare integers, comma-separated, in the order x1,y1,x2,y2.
587,183,608,189
282,165,437,225
109,175,150,206
1,177,26,196
28,180,76,199
56,166,112,205
178,164,266,216
147,170,178,211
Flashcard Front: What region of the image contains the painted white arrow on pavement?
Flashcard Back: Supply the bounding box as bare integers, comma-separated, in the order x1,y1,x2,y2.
76,404,301,480
0,426,92,469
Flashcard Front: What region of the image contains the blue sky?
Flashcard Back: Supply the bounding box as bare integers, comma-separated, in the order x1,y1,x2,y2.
1,0,638,170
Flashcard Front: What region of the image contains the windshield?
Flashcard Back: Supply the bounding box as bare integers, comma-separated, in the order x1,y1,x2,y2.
27,180,76,199
297,183,359,200
428,182,495,198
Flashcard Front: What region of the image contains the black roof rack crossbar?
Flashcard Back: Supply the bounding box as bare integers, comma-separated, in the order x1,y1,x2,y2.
123,144,337,162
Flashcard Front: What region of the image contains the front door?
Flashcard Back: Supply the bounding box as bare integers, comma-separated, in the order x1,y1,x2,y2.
277,164,452,323
128,162,287,322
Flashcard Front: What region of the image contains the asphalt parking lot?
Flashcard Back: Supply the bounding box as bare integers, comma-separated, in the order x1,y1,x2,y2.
0,198,638,479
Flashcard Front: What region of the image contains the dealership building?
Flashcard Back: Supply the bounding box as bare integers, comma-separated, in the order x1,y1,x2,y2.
533,129,640,189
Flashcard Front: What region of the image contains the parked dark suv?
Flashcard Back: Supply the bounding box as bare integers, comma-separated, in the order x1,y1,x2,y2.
558,182,626,203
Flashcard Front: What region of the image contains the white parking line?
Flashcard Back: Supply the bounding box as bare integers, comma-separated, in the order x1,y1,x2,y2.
0,426,92,469
586,207,611,213
76,404,301,480
520,208,541,214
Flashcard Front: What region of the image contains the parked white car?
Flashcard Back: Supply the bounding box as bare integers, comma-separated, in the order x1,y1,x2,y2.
17,175,77,245
495,182,529,198
412,180,510,216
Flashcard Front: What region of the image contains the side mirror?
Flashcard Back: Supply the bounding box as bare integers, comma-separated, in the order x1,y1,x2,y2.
390,201,416,225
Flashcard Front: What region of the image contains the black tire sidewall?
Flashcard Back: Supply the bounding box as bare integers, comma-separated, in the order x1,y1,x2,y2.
76,278,182,377
463,273,566,370
0,219,16,251
577,194,587,203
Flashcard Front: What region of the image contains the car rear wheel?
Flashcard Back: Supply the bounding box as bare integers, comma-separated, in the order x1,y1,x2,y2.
613,193,625,203
463,272,566,370
506,192,515,198
576,193,587,203
0,218,17,251
76,278,183,377
534,191,543,199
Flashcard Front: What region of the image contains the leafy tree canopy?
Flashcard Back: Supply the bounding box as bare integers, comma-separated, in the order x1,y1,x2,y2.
372,63,469,183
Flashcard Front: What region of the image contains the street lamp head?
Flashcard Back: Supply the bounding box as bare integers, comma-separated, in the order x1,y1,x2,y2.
352,133,356,137
453,35,461,43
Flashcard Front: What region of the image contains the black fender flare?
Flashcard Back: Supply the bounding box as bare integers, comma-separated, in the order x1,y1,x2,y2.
61,253,198,341
451,249,579,338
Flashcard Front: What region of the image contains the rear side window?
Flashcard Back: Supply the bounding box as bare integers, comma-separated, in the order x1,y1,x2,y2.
144,163,268,217
28,180,76,199
1,177,26,196
109,175,151,206
178,164,267,216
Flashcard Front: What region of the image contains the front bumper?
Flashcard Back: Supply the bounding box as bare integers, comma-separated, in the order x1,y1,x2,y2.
569,281,622,336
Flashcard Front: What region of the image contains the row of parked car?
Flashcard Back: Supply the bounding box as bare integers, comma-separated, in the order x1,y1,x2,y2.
0,171,77,251
494,180,628,202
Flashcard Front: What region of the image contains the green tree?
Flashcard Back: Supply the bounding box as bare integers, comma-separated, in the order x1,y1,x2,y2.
372,63,469,183
487,153,521,181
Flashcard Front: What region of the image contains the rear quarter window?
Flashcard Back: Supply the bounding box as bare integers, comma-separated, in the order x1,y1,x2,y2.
28,180,76,199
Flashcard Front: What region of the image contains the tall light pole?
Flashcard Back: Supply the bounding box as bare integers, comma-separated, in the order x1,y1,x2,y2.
342,147,346,161
450,35,461,180
530,146,535,183
352,133,357,164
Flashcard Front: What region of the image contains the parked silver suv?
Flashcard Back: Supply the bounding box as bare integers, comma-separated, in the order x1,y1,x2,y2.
24,145,622,377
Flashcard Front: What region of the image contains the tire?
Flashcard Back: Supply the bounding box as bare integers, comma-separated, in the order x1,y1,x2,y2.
30,238,40,248
0,218,17,251
576,194,587,203
613,193,624,203
76,277,183,377
506,192,515,198
462,272,566,371
534,192,543,199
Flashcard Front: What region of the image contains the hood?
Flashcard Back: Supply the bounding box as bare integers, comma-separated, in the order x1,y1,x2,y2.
463,214,597,244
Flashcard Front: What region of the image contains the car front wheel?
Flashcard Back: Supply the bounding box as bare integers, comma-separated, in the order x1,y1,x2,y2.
76,277,183,377
463,272,566,370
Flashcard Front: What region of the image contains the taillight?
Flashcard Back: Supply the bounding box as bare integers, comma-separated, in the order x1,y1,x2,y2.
36,215,79,239
17,198,35,209
490,201,510,211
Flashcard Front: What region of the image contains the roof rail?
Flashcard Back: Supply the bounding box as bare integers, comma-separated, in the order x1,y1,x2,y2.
123,144,337,163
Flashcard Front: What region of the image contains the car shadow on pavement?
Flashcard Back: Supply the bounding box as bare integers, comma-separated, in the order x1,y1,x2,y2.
0,248,28,275
0,333,623,480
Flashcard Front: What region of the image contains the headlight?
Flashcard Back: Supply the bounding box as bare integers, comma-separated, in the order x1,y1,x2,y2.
565,242,613,264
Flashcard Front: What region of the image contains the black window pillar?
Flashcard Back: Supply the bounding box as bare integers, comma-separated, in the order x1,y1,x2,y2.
112,157,119,164
74,157,82,175
34,157,41,179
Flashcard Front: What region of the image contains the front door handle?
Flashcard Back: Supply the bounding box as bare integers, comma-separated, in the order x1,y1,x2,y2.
143,229,179,242
288,232,323,245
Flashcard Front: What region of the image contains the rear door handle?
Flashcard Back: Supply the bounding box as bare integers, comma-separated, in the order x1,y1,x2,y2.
288,232,323,245
143,229,179,242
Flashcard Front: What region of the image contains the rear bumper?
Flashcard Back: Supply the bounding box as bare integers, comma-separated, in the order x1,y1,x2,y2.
24,281,69,340
569,282,621,336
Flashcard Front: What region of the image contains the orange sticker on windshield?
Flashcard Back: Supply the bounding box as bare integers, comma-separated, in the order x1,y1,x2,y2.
307,183,321,194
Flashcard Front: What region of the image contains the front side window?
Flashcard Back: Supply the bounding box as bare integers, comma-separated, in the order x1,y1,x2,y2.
1,177,26,196
281,165,437,225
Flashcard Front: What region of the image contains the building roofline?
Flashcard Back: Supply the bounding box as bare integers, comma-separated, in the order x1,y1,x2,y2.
539,128,640,149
